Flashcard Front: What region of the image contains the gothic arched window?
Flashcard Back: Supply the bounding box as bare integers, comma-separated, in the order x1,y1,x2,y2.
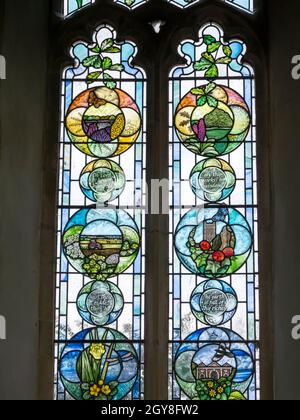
46,0,272,401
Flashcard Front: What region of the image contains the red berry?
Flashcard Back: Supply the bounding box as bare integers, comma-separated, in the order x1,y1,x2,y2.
212,251,225,262
223,247,234,258
200,241,211,251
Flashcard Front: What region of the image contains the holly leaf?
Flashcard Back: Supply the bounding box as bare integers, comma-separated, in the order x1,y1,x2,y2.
100,38,114,52
205,64,218,79
207,95,218,108
203,35,217,45
207,41,221,54
216,56,232,64
195,253,209,269
103,73,117,89
110,64,124,71
223,45,232,57
194,58,212,71
87,71,101,84
211,234,222,251
102,57,113,70
82,55,102,68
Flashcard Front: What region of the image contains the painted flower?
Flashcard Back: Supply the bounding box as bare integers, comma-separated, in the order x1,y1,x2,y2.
217,386,225,394
90,384,101,397
209,389,217,398
89,343,105,360
101,384,112,396
207,381,214,389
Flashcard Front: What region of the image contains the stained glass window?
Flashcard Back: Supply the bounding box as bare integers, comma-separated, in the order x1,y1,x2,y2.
64,0,95,17
169,23,260,400
55,24,146,401
114,0,148,9
167,0,254,13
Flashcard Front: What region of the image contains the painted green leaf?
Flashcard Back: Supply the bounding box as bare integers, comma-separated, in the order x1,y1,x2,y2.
211,234,222,251
195,253,209,269
207,41,221,54
76,0,83,7
87,71,101,84
110,64,124,72
229,391,247,401
102,57,113,70
90,45,101,53
191,88,205,95
105,47,121,53
205,82,216,94
100,38,114,52
205,64,218,79
203,35,217,45
202,52,215,63
197,95,207,106
223,45,232,57
82,55,102,68
216,56,232,64
103,73,117,89
207,95,218,108
194,58,212,71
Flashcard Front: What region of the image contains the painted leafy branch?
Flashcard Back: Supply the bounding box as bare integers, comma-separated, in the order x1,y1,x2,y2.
191,82,218,107
82,38,124,88
193,35,232,79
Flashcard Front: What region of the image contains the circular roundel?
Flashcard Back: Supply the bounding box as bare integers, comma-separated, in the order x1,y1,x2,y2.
77,281,124,326
190,158,236,203
63,208,140,281
191,280,238,326
174,83,251,157
59,327,138,400
79,159,126,203
175,207,252,279
65,86,142,158
174,328,254,401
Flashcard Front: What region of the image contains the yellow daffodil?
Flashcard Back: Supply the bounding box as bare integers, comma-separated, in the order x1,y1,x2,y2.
90,384,101,397
89,343,105,360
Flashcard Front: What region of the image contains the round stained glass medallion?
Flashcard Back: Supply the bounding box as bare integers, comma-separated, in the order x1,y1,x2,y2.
59,327,138,401
175,207,252,279
190,158,236,202
174,83,251,157
66,86,142,158
63,208,140,281
80,159,126,203
174,328,254,401
191,280,238,326
77,281,124,326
